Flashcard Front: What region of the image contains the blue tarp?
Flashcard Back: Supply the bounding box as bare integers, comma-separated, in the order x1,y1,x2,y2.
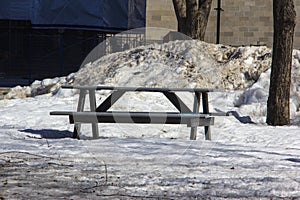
0,0,32,20
0,0,146,32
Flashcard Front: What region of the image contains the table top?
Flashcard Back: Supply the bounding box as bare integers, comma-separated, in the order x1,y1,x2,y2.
62,85,216,93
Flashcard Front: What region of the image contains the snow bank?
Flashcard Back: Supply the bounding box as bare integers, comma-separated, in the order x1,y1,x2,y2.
73,40,272,90
3,40,300,117
4,40,272,98
4,74,74,99
236,49,300,119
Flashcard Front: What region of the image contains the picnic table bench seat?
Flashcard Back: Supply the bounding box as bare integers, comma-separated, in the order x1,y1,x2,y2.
50,111,215,126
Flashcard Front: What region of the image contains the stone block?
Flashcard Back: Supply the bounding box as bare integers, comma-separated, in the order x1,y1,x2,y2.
244,32,254,37
221,32,234,37
152,15,161,21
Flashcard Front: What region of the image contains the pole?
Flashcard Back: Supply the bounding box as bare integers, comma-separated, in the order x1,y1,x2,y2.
215,0,223,44
59,29,64,75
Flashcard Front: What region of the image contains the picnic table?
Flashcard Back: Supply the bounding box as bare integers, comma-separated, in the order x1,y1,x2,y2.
50,85,227,140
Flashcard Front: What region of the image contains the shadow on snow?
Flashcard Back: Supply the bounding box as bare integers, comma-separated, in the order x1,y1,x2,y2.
20,129,73,139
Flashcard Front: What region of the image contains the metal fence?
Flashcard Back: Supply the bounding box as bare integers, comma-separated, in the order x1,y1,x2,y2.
0,20,145,86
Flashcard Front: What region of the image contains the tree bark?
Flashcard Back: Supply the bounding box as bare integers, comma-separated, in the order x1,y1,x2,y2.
172,0,212,40
172,0,187,34
267,0,296,125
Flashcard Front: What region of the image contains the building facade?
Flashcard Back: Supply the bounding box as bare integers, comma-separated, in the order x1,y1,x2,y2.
146,0,300,48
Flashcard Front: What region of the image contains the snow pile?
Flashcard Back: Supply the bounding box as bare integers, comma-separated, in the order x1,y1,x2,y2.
4,40,271,97
4,75,74,99
239,49,300,119
3,40,300,117
219,46,272,89
73,40,272,90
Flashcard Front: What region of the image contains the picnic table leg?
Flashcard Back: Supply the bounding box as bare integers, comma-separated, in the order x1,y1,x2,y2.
96,90,126,112
89,89,99,139
73,89,87,139
202,92,211,140
163,91,192,113
190,92,201,140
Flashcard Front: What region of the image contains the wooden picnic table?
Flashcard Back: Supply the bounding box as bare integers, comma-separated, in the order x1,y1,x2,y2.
51,85,225,140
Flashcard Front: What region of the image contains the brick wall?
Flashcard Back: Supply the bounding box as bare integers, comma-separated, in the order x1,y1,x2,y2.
146,0,300,48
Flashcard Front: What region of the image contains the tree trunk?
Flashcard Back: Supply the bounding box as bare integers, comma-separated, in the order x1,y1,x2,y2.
267,0,296,125
172,0,188,34
172,0,212,40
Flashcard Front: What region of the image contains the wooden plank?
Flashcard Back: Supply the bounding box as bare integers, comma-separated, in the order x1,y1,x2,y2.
89,89,99,139
202,92,211,140
209,112,232,116
163,91,192,113
73,89,87,139
51,110,232,117
50,111,74,115
96,90,125,112
190,92,201,140
187,117,215,127
62,85,216,93
68,111,213,126
51,111,210,117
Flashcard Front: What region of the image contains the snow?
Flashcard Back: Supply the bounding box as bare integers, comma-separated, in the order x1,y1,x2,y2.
0,38,300,199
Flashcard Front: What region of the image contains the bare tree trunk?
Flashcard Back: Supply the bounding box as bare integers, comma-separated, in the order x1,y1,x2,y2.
172,0,212,40
267,0,296,125
172,0,187,33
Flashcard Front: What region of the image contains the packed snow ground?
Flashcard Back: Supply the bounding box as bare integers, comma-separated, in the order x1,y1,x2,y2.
0,40,300,199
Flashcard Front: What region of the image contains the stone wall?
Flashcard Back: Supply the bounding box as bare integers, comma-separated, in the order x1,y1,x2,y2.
146,0,177,29
145,0,177,41
146,0,300,48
